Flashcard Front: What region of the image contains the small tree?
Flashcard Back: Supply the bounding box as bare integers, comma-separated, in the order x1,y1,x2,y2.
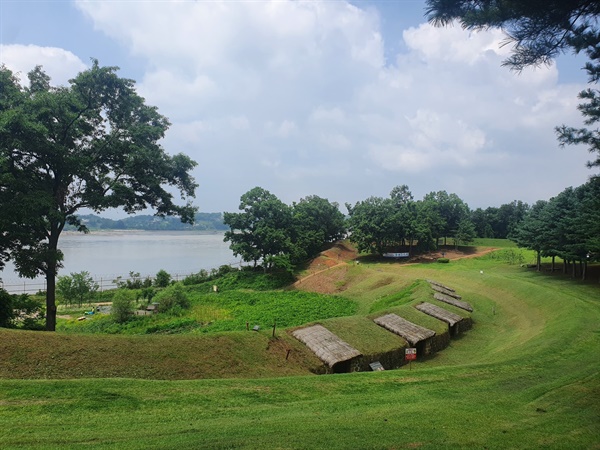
111,290,135,324
155,284,190,315
57,271,98,307
154,269,172,288
453,218,477,250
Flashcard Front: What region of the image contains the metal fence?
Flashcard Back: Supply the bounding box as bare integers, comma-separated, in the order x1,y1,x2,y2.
0,263,245,295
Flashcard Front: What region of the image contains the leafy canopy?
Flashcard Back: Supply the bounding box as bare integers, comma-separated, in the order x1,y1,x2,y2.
0,60,197,330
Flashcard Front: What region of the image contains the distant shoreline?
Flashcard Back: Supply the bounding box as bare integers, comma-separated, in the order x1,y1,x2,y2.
65,213,228,233
61,229,225,236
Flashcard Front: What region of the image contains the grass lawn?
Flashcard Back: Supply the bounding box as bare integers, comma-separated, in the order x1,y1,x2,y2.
0,245,599,449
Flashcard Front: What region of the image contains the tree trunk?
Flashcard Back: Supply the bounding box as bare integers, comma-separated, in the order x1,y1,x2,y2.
551,256,555,272
45,271,57,331
582,260,587,281
45,224,62,332
536,250,541,271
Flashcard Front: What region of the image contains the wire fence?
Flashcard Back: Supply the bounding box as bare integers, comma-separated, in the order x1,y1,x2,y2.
0,261,246,295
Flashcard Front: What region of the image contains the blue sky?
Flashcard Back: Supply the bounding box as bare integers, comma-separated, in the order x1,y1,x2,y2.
0,0,594,215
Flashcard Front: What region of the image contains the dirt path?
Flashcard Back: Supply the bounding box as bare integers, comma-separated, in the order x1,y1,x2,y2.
294,245,499,293
293,262,348,287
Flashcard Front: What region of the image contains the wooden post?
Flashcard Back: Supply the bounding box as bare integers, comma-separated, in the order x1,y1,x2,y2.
272,319,276,338
286,349,291,360
246,321,249,331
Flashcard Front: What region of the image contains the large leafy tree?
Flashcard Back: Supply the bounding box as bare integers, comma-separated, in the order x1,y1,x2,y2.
291,195,346,263
0,62,197,331
423,191,470,245
346,196,397,255
223,187,293,271
425,0,600,168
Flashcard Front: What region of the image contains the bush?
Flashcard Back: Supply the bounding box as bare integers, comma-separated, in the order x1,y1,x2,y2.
12,294,45,330
183,269,210,286
0,290,45,329
141,287,156,302
437,258,450,263
154,284,190,314
154,269,172,288
112,290,135,323
0,289,14,328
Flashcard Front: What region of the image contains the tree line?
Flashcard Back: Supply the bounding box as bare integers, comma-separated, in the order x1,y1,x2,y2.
223,187,346,272
512,178,600,280
222,185,539,268
66,213,228,231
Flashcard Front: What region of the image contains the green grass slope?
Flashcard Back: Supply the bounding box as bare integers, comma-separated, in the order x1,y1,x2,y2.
1,249,599,449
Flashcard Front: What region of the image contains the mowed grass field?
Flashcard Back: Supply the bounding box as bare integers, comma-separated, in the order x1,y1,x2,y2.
1,243,599,449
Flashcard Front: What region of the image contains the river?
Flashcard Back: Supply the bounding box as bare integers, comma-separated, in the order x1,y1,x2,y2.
0,231,238,293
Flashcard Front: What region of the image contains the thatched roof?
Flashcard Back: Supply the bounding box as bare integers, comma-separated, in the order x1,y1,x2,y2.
433,292,473,312
292,325,362,368
374,314,435,346
430,283,462,299
427,280,455,292
415,302,463,326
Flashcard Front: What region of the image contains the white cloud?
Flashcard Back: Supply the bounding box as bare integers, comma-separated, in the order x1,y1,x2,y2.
12,1,592,210
0,44,87,86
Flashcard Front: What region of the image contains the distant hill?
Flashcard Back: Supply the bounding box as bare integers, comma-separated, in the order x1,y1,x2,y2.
68,213,227,231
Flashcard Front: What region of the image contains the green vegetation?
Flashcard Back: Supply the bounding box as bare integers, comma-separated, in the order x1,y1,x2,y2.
0,248,598,449
0,62,197,331
0,290,45,330
153,269,172,288
224,187,346,272
56,271,98,307
58,287,356,336
346,186,514,257
512,179,600,278
111,290,135,324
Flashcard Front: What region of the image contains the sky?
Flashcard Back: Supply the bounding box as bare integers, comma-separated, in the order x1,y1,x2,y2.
0,0,595,216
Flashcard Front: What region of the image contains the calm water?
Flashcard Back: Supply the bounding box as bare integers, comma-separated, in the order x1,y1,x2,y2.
0,231,238,293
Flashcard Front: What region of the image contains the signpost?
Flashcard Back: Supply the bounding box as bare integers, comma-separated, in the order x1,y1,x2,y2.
405,347,417,370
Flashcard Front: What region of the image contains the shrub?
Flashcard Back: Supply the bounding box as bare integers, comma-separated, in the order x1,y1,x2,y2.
155,284,190,314
0,290,45,329
437,258,450,263
183,269,210,286
0,289,14,328
154,269,172,288
215,265,235,277
112,290,135,323
141,287,156,302
12,294,45,330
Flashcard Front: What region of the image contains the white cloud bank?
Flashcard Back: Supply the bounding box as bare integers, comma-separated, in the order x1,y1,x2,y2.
0,44,87,86
2,1,590,211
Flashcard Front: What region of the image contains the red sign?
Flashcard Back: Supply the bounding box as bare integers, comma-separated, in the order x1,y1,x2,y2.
405,348,417,361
